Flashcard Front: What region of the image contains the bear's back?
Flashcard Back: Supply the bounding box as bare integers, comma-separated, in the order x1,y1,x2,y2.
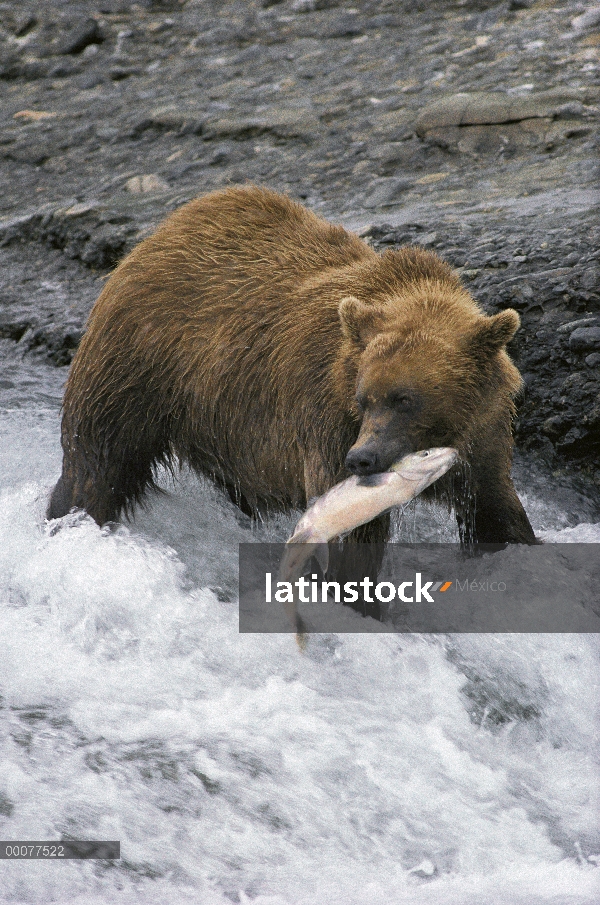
87,186,376,346
173,185,371,272
128,186,371,298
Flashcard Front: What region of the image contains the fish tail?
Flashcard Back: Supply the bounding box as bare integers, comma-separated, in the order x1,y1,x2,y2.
288,527,317,544
295,614,308,652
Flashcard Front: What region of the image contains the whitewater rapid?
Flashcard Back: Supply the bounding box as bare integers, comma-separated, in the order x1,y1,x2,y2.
0,340,598,904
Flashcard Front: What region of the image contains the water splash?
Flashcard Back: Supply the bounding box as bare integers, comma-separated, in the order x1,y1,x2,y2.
0,395,598,904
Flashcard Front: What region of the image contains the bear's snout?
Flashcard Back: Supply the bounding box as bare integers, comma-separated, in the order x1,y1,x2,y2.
345,446,381,476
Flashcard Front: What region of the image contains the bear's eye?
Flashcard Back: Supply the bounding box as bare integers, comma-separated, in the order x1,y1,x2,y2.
389,392,413,409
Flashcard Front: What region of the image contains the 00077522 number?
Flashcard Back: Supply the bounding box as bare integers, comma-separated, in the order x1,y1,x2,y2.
2,844,65,858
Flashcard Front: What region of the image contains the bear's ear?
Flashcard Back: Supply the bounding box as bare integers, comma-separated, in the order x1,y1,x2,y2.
339,296,385,346
470,309,521,355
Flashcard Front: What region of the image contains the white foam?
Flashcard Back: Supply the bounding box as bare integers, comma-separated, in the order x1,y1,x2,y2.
0,407,598,904
541,522,600,543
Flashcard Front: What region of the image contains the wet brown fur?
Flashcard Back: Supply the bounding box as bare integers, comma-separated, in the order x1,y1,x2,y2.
48,185,535,544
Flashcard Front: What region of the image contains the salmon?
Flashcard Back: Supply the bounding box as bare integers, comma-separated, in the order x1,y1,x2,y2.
278,447,458,641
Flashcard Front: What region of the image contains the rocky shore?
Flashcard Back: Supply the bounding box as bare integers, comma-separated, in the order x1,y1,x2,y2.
1,0,598,482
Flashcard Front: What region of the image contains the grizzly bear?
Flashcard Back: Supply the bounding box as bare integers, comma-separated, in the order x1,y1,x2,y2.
48,185,536,549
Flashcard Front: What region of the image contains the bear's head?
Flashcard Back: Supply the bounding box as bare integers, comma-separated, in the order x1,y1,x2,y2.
339,284,522,476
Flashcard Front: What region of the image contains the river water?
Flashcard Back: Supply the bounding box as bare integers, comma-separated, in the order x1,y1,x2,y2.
0,339,599,905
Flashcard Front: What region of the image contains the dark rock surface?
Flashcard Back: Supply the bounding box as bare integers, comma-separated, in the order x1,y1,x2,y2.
0,0,598,483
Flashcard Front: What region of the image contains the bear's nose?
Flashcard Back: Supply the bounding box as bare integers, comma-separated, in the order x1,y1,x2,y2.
345,447,380,475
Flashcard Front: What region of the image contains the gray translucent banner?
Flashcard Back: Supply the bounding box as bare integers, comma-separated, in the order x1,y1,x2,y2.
0,841,120,859
239,543,600,633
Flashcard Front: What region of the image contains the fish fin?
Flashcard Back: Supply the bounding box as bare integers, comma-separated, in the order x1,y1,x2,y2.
287,528,315,544
288,528,329,549
286,531,329,574
357,472,393,487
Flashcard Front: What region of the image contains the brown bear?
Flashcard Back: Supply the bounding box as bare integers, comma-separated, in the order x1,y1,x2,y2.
48,184,536,549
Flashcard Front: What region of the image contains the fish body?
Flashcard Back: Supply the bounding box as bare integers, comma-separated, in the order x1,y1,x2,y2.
278,447,458,636
284,447,457,571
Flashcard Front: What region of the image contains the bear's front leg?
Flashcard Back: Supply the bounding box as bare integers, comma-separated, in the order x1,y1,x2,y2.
325,515,391,621
456,468,538,545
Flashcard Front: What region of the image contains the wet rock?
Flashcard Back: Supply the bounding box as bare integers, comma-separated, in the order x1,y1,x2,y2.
20,323,85,365
49,59,82,78
426,117,593,156
415,90,598,155
13,110,57,123
0,49,24,81
204,106,320,142
322,14,363,39
363,178,414,208
109,65,140,81
569,327,600,353
10,13,38,38
292,0,343,11
125,174,170,194
571,7,600,31
415,90,591,134
0,201,137,270
2,141,51,167
0,318,30,342
131,106,206,137
56,18,103,55
76,70,106,90
557,318,598,333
